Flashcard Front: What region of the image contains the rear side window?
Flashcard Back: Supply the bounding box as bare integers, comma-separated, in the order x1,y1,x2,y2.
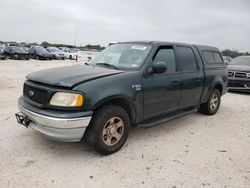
213,52,223,63
203,51,223,64
177,46,198,72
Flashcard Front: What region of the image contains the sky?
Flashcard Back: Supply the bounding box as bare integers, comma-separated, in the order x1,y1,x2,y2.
0,0,249,51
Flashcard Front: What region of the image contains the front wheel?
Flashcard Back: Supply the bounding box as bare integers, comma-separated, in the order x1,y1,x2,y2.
84,105,130,155
199,89,221,115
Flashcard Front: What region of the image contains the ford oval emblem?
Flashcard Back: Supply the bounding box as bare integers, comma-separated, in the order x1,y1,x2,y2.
28,90,34,96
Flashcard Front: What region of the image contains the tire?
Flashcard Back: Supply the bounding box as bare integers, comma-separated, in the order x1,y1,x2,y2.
199,89,221,115
84,105,130,155
11,54,16,59
69,55,72,59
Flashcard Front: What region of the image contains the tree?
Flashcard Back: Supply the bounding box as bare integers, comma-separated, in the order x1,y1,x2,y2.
41,41,51,47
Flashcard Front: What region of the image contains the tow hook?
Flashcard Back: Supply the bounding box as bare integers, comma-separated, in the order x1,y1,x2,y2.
15,112,31,128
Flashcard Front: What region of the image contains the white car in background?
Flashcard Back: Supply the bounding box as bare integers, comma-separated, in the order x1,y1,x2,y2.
223,56,232,65
46,47,66,60
59,47,78,60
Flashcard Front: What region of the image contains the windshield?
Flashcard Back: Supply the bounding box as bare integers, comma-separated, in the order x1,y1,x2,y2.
88,43,152,69
36,46,47,53
48,47,59,52
230,56,250,66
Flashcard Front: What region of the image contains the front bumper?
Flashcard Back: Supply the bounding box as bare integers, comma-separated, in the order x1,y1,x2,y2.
228,78,250,92
15,53,29,60
39,55,52,60
16,100,92,142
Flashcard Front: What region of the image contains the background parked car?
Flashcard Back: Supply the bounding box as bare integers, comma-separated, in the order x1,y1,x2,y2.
22,47,30,53
0,46,6,60
46,47,65,60
29,46,53,60
58,47,78,59
227,56,250,92
4,46,29,60
223,56,232,65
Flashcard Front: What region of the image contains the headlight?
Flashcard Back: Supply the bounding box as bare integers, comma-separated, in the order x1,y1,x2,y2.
50,92,83,107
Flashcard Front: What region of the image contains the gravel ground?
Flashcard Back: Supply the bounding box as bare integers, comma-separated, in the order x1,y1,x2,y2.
0,53,250,188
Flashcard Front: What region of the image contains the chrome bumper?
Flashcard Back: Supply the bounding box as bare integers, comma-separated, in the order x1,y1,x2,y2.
17,104,92,142
228,86,250,91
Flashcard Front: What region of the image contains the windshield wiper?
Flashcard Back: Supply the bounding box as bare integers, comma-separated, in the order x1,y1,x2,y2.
96,63,119,70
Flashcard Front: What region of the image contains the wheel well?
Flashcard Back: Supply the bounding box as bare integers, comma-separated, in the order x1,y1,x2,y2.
214,84,223,95
95,98,136,124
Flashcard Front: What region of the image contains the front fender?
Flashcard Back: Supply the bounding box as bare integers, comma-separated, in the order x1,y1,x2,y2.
73,71,144,123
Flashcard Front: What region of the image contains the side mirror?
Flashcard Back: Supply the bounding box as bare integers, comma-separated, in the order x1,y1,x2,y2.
87,56,92,61
150,61,167,74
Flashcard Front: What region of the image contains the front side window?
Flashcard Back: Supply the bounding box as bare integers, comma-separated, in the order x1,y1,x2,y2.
153,47,176,74
177,46,198,72
88,43,152,70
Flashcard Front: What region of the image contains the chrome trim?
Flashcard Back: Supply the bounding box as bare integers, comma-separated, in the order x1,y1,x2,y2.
228,71,250,79
18,104,92,129
228,86,250,90
28,122,86,142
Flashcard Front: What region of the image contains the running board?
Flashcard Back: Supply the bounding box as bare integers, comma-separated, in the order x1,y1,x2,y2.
137,107,198,128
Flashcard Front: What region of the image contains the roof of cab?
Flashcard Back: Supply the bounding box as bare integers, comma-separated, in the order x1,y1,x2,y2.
116,41,219,51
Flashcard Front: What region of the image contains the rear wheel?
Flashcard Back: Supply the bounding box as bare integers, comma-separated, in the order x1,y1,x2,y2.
84,105,130,155
200,89,221,115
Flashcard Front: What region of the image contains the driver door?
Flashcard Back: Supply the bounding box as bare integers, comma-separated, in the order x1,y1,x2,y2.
142,46,181,120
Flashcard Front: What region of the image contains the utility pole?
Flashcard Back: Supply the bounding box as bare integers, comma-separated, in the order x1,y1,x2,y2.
74,27,77,47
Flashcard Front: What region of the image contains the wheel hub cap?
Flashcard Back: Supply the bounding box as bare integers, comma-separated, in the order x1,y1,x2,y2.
210,94,219,110
102,117,124,146
109,127,116,135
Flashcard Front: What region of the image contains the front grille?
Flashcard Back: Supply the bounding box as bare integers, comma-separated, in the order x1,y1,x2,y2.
17,53,29,59
23,83,49,105
235,72,247,78
228,71,233,77
228,71,250,79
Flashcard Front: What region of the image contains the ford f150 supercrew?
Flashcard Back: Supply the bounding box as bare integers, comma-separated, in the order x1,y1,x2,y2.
15,41,228,155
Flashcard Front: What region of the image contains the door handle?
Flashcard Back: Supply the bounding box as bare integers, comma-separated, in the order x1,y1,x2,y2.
172,80,179,85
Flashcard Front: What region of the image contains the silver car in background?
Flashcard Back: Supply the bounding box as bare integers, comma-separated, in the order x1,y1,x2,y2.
58,47,78,60
46,47,65,60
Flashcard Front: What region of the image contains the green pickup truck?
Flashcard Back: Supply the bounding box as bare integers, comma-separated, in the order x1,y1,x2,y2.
16,41,228,155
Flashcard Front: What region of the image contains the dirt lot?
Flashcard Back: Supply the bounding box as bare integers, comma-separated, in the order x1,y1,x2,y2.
0,53,249,188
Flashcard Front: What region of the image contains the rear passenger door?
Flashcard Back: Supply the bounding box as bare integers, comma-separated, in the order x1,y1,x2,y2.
176,46,204,108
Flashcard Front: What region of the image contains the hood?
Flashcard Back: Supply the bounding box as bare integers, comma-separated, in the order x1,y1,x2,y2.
37,51,51,56
51,51,64,55
26,65,124,88
227,65,250,72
